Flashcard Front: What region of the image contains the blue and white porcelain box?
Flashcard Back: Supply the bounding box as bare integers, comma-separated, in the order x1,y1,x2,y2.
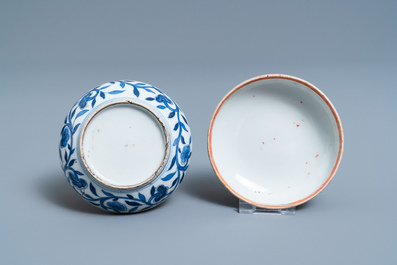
59,81,192,213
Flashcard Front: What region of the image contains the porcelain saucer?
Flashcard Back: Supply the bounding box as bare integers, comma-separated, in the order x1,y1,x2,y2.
208,74,344,209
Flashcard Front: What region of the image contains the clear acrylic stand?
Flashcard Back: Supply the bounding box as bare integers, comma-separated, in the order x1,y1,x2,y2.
238,199,296,215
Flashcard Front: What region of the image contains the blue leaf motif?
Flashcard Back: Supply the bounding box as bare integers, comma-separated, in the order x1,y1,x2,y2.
126,201,141,206
173,123,179,131
168,112,175,118
168,156,176,170
79,93,91,109
127,194,134,199
157,105,166,109
161,172,176,181
180,122,188,132
133,87,140,97
102,189,115,197
145,97,155,101
150,186,155,196
171,178,178,188
100,91,105,99
128,206,139,213
60,126,70,148
108,90,125,95
68,159,76,166
119,82,125,88
89,183,98,196
91,98,96,108
142,88,156,94
180,172,185,183
75,110,89,119
182,114,188,124
73,123,80,134
138,193,146,202
181,135,186,144
71,107,77,119
173,137,179,146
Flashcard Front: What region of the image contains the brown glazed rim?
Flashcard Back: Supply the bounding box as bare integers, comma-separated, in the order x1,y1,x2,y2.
207,74,344,209
79,99,170,190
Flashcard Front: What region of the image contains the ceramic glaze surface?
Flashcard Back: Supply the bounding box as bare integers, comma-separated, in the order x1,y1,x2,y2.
81,103,167,189
59,81,192,213
208,75,343,209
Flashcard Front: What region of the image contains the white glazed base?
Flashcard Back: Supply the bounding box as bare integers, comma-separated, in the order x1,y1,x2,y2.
60,80,191,213
80,101,169,190
209,75,343,208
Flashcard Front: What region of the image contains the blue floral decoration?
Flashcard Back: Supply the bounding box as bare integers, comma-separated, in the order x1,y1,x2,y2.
181,145,191,164
68,171,87,191
59,80,192,213
60,126,70,148
153,185,168,202
106,201,127,213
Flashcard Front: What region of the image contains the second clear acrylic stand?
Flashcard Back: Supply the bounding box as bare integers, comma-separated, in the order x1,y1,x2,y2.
238,200,296,215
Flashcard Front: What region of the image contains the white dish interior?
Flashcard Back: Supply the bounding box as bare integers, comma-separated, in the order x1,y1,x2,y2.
80,101,169,189
209,75,343,208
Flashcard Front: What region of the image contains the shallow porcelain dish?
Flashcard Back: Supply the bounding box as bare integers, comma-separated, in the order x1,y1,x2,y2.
208,74,344,209
59,80,192,213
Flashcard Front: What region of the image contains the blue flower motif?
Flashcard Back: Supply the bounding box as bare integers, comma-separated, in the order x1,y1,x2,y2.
79,92,91,109
180,145,191,164
106,201,126,212
60,126,70,148
155,94,171,104
60,81,191,213
154,185,168,202
68,171,87,190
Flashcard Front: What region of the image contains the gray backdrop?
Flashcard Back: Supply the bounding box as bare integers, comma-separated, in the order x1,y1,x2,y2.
1,1,396,264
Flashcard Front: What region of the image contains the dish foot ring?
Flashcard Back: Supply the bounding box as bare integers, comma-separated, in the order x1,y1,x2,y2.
238,200,296,215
